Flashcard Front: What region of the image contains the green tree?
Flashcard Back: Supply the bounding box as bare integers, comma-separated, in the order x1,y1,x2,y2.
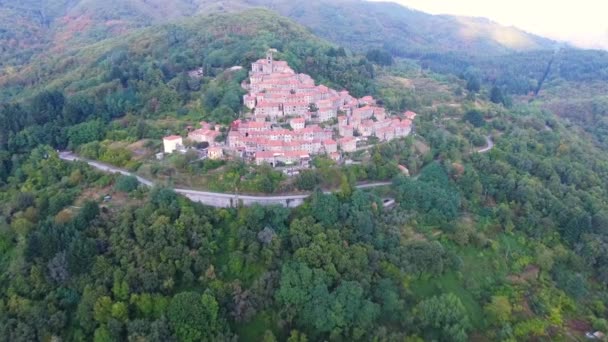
366,49,393,66
310,190,340,226
94,296,113,324
67,120,106,148
490,86,505,105
464,69,481,93
167,291,221,341
301,281,379,339
400,241,446,278
94,326,112,342
415,294,470,342
262,330,277,342
287,330,308,342
111,302,129,322
114,175,140,193
463,110,485,127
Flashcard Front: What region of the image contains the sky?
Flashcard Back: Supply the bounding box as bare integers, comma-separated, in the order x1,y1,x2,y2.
379,0,608,49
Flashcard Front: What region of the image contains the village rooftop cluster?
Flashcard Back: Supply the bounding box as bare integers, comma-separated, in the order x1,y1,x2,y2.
163,49,415,167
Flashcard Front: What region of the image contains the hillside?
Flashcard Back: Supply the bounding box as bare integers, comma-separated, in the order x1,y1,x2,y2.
5,3,608,342
0,0,557,77
0,9,377,146
247,0,557,55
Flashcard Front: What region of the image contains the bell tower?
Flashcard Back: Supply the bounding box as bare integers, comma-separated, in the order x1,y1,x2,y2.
266,48,277,73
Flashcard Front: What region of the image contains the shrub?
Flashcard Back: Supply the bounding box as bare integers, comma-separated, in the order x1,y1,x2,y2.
114,175,139,193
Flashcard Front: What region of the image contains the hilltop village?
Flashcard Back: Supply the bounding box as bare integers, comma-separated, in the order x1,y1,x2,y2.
163,50,415,167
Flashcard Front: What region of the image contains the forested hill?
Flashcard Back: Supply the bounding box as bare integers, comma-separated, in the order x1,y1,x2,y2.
246,0,557,55
0,0,557,76
0,9,377,154
5,1,608,341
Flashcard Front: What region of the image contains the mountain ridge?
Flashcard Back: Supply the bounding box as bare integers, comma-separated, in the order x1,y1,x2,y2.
0,0,559,76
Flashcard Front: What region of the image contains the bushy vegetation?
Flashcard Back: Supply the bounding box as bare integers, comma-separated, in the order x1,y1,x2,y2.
6,101,608,340
2,2,608,342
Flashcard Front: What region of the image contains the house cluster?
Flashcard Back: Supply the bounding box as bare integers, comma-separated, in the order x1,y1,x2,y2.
162,50,417,168
230,49,415,165
228,119,337,166
162,121,224,160
241,49,360,123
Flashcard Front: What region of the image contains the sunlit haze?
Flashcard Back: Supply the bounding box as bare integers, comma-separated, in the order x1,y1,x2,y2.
376,0,608,49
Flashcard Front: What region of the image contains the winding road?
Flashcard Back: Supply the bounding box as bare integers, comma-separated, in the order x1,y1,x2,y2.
477,136,494,153
59,152,391,208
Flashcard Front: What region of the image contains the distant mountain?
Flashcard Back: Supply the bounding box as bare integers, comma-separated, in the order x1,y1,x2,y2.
0,0,558,75
245,0,558,55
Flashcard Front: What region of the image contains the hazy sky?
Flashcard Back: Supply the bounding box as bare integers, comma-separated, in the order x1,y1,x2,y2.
381,0,608,49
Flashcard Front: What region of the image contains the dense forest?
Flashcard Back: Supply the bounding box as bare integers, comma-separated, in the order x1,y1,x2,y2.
2,2,608,341
5,105,608,340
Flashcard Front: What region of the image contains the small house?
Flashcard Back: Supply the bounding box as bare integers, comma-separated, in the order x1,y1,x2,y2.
208,146,224,160
163,135,183,154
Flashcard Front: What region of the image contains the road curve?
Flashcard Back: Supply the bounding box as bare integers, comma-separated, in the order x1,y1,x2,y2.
59,152,391,208
477,136,494,153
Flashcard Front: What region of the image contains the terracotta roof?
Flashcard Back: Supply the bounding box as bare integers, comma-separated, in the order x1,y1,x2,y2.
376,126,393,133
404,110,417,119
339,137,355,143
163,135,182,141
256,151,278,158
283,101,308,107
240,121,269,129
283,150,310,158
256,101,281,108
354,105,373,111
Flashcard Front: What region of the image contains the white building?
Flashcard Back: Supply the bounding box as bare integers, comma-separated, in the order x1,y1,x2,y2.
163,135,183,154
290,117,306,130
338,137,357,152
208,146,224,160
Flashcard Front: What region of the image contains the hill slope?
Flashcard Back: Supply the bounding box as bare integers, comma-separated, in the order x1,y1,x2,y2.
4,4,608,342
0,9,377,150
0,0,557,75
247,0,556,55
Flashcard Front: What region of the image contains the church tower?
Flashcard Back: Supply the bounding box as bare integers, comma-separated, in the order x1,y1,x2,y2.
265,48,277,73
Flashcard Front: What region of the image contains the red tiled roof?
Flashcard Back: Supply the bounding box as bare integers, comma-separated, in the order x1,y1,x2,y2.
404,111,417,119
339,137,355,143
255,151,278,158
240,121,269,129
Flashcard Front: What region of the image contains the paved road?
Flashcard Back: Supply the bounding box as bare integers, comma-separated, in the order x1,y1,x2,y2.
59,152,392,208
60,153,154,186
477,136,494,153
